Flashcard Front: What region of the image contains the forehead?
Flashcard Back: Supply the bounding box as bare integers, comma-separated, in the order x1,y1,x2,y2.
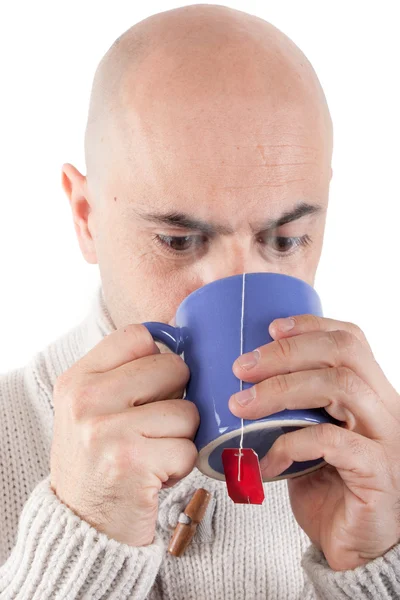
113,84,330,222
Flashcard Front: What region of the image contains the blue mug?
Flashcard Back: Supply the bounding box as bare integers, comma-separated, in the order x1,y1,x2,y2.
143,272,335,482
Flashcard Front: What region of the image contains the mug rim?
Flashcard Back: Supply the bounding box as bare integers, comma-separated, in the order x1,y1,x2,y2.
178,271,317,313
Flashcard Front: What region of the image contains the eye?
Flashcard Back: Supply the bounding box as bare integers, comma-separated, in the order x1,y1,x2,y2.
258,234,311,257
153,234,208,254
272,237,299,252
162,235,193,251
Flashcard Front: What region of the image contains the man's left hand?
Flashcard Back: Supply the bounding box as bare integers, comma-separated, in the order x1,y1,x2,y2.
229,314,400,571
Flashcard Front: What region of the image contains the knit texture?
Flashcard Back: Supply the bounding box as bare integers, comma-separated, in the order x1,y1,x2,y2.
1,285,399,599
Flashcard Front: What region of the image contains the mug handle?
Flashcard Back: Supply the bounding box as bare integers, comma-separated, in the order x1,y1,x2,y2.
142,322,184,354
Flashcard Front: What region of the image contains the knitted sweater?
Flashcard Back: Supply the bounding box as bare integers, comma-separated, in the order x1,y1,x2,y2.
1,287,399,600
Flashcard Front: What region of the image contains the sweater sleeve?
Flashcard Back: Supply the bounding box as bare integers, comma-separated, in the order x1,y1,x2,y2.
0,476,165,599
301,543,400,600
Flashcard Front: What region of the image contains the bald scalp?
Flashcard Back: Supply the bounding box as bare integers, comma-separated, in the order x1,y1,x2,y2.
84,4,332,190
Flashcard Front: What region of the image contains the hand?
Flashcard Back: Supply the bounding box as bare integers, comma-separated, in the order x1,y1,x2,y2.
51,324,199,547
228,314,400,571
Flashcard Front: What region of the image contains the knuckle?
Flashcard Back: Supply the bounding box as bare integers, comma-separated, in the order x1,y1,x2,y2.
329,329,358,354
273,431,291,457
166,352,189,375
313,422,342,448
173,439,198,471
117,362,136,383
334,367,361,395
165,399,200,429
153,440,198,487
273,337,294,361
186,401,201,429
122,323,157,355
347,435,367,458
383,449,399,487
302,314,323,330
117,441,142,476
161,441,182,465
185,440,199,465
269,373,290,395
103,438,144,482
69,379,99,421
81,414,109,452
345,322,367,343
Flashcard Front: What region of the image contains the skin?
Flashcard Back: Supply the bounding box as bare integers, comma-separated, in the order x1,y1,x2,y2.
60,4,400,569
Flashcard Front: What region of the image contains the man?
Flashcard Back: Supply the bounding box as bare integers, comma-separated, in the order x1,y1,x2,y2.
0,4,399,599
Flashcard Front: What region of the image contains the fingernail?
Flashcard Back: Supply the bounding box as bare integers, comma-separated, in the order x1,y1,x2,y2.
273,317,295,333
236,350,260,370
233,386,256,406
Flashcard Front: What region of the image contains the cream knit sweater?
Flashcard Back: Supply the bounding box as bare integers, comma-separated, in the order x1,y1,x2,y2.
1,286,399,600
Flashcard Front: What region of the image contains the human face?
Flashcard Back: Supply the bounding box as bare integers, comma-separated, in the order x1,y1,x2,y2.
89,115,330,328
65,38,332,329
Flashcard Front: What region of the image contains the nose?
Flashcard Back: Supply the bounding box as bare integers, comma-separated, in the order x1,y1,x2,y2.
198,243,271,287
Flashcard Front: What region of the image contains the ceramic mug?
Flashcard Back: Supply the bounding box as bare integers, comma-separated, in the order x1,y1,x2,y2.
143,272,337,482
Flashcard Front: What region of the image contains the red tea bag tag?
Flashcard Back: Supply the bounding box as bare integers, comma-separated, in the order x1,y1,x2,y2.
222,448,265,504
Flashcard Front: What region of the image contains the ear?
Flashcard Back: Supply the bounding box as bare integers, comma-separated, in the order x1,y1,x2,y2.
62,163,98,264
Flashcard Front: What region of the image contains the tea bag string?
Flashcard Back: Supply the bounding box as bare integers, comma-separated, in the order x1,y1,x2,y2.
238,272,246,481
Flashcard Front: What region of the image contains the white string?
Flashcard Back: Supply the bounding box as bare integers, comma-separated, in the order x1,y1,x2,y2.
238,272,246,481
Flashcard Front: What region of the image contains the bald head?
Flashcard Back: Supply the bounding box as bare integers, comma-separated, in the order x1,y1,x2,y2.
64,4,333,329
84,4,332,185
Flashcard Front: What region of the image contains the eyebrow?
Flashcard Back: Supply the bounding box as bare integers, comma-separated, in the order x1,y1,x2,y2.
137,202,322,236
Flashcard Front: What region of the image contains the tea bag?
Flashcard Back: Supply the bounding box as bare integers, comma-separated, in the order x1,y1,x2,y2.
222,448,265,504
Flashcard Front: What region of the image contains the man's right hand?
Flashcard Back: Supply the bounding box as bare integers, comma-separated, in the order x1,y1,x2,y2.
50,324,199,547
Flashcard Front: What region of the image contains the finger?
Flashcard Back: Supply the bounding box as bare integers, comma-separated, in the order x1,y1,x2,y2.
99,352,189,414
64,352,190,417
101,436,198,485
259,423,386,500
76,324,160,374
82,399,200,444
126,399,200,440
115,353,190,407
229,367,394,440
232,329,397,413
143,437,198,483
269,314,369,346
269,315,399,411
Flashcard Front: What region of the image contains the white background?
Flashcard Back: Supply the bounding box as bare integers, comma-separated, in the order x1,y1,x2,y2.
0,1,398,391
